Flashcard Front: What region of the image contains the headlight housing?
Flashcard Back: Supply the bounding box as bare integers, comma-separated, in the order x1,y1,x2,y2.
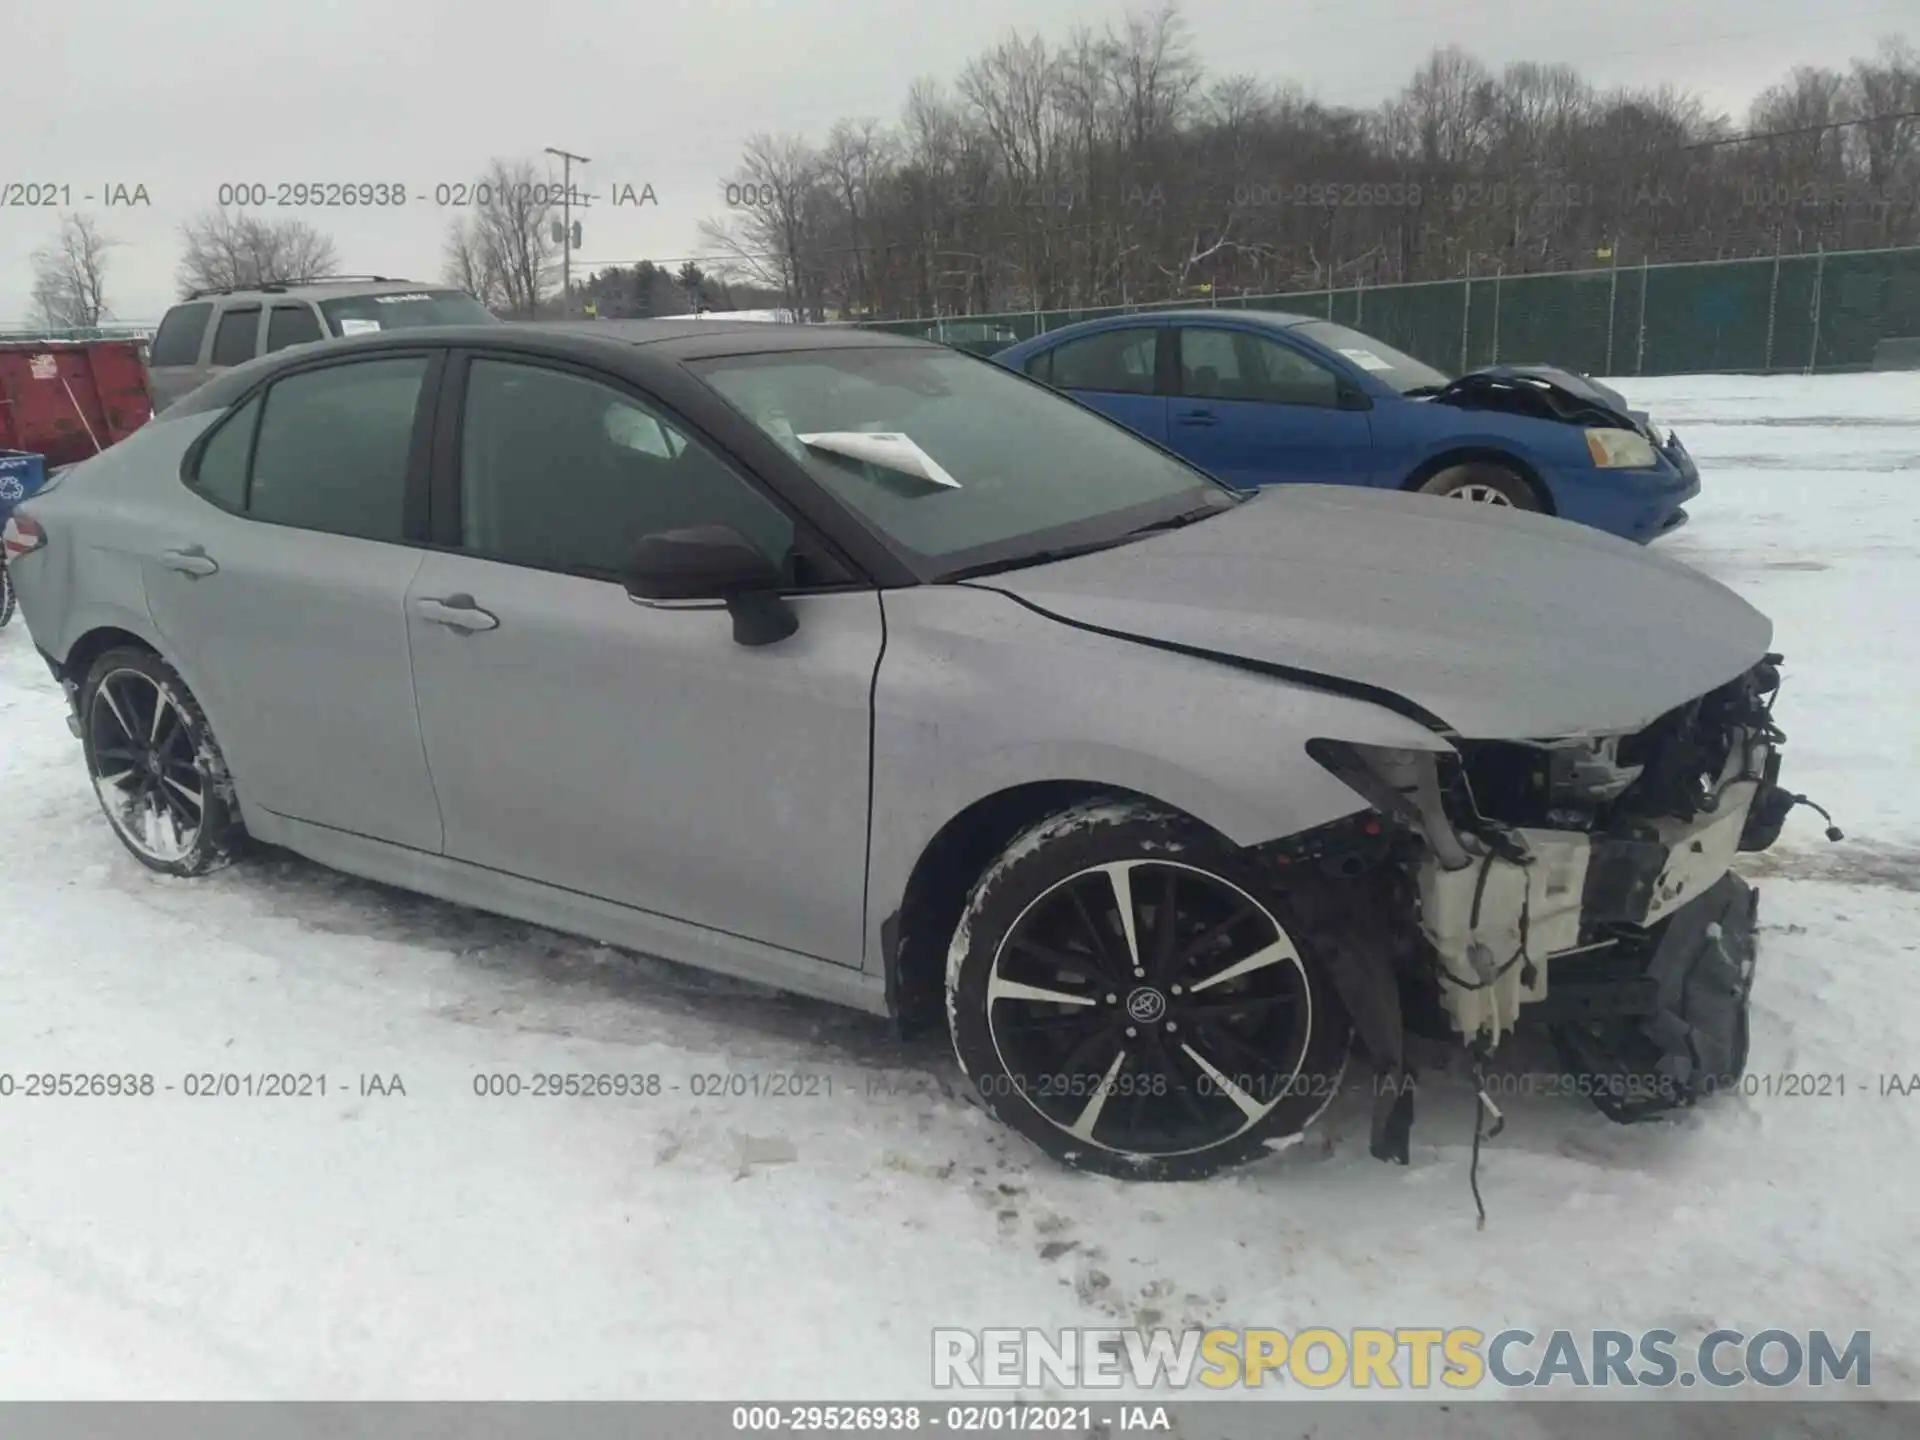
1585,427,1659,468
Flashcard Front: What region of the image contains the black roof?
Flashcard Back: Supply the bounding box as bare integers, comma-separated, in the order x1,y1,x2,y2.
299,319,934,361
524,318,933,356
159,318,937,421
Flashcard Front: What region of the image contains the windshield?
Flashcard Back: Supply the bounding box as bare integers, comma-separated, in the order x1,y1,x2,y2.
318,289,497,335
1291,321,1451,394
691,346,1235,574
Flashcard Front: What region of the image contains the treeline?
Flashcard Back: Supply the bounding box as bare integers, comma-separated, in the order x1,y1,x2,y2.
700,6,1920,320
439,158,788,318
570,259,786,318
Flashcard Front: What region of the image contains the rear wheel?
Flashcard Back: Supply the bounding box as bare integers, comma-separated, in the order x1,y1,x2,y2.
80,647,243,876
1416,463,1538,510
945,799,1350,1180
0,560,14,628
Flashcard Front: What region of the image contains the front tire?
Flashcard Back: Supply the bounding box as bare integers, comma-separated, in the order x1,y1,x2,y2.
1416,462,1538,510
80,647,244,876
945,799,1350,1181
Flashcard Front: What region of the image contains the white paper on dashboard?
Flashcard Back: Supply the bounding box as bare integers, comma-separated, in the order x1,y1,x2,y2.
796,431,961,488
337,319,382,336
1338,347,1393,371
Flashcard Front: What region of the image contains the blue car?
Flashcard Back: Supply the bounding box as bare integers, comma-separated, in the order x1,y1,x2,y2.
992,310,1699,543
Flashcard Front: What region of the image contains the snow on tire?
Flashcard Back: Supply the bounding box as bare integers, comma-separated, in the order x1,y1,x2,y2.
80,647,245,877
945,798,1349,1181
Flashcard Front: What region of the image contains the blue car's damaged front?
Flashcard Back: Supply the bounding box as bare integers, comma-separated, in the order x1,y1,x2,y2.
1413,363,1701,543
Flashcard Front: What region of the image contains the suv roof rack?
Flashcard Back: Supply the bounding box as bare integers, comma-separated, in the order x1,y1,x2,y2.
182,275,407,301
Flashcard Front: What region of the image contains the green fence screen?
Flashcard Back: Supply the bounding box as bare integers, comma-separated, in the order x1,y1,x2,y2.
853,244,1920,376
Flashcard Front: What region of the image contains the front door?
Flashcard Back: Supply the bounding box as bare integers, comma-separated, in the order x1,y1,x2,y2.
403,353,883,966
1170,326,1374,490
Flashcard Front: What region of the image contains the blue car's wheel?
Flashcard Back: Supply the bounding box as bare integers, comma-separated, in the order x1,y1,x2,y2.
1417,463,1537,510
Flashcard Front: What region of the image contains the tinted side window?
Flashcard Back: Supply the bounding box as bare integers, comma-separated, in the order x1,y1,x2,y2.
247,358,427,542
1024,349,1054,384
210,308,261,366
265,304,324,353
1249,336,1341,407
149,303,214,367
1048,329,1157,395
1177,327,1242,398
458,358,794,580
1180,328,1341,406
187,395,261,510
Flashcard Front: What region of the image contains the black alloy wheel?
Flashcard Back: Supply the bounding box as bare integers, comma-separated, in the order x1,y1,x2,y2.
81,647,242,876
947,800,1350,1180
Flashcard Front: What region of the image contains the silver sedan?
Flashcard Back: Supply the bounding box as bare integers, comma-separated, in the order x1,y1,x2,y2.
2,319,1828,1180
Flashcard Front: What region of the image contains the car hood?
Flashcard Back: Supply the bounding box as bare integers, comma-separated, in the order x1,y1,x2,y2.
1432,364,1653,432
973,485,1771,741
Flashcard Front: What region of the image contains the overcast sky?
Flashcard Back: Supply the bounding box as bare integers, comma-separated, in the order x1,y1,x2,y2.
2,0,1907,323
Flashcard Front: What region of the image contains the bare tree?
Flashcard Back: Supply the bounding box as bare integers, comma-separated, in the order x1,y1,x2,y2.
442,215,505,310
1845,36,1920,243
175,209,340,295
441,158,557,317
700,133,834,318
30,214,117,328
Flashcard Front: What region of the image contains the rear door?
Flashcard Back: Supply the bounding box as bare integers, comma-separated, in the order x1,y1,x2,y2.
1025,326,1168,444
146,302,217,411
402,350,883,964
206,304,263,380
1171,325,1375,489
140,351,446,852
264,303,326,354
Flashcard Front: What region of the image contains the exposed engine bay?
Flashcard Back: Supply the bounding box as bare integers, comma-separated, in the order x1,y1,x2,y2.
1274,654,1839,1165
1431,363,1669,442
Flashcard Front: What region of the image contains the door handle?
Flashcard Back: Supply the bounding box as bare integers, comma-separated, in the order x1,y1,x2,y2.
1175,409,1218,426
158,547,218,577
414,595,499,632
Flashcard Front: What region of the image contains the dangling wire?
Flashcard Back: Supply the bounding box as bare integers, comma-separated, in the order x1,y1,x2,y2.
1468,1044,1507,1231
1791,793,1845,842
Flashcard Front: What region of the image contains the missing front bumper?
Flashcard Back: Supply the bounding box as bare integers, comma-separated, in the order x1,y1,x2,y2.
1416,780,1759,1046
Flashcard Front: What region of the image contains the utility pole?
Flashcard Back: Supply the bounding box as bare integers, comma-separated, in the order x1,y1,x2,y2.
545,147,589,315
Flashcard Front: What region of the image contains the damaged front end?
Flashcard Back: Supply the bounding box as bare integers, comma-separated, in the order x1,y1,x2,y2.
1275,654,1838,1163
1431,363,1662,440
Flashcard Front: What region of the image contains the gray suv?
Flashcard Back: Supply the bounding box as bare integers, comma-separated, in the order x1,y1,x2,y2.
145,277,497,411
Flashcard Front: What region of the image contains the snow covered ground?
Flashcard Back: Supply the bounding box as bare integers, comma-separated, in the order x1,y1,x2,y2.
655,308,799,322
1,372,1916,1405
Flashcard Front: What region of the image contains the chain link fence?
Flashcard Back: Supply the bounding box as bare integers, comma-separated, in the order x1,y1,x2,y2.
852,243,1920,377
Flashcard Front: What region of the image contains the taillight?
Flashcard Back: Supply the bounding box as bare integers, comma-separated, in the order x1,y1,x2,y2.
2,511,46,560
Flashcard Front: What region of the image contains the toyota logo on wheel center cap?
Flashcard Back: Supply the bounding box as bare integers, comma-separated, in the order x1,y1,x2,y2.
1125,987,1167,1023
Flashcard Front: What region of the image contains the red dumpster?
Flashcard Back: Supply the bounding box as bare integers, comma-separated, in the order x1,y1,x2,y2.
0,340,154,469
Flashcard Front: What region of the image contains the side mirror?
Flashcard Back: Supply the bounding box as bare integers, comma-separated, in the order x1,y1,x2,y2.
624,524,797,647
